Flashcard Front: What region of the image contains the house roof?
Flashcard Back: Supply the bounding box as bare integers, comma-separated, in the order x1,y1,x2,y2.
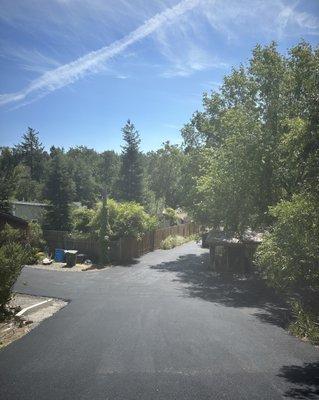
11,200,49,207
0,211,29,227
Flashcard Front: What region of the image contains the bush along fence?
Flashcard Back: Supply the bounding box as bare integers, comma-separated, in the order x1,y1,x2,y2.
43,222,200,264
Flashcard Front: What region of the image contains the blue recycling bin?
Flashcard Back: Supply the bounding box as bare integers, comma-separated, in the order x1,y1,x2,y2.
54,248,65,262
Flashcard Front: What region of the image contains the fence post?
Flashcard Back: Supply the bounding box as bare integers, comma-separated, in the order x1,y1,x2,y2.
118,238,122,262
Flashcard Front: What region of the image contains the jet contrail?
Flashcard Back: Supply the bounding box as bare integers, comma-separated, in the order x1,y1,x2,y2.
0,0,201,107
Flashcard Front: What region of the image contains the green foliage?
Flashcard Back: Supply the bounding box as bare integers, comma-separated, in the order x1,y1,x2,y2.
118,120,144,203
181,41,319,340
255,194,319,291
162,208,179,226
160,235,196,250
0,223,43,265
15,127,45,181
289,300,319,345
67,146,100,206
181,41,319,235
146,142,184,208
0,223,44,315
93,199,158,240
43,149,75,231
14,164,43,201
143,189,165,216
71,206,96,235
97,150,120,199
0,147,17,212
0,224,24,245
160,235,186,250
0,243,26,315
110,200,158,239
28,221,45,250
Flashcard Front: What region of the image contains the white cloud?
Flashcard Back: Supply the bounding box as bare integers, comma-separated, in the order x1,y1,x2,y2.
0,44,61,74
201,0,319,40
1,0,318,108
0,0,201,107
158,36,228,78
277,2,319,35
155,0,228,77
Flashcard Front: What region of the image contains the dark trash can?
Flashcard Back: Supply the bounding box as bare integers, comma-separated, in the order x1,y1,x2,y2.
64,250,78,267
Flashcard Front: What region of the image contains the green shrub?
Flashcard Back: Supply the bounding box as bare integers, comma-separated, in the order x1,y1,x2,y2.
160,235,187,250
255,194,319,342
71,206,96,235
0,222,45,253
255,194,319,292
0,223,44,315
289,300,319,345
0,243,26,316
27,221,45,250
93,199,158,240
0,223,24,245
162,208,179,226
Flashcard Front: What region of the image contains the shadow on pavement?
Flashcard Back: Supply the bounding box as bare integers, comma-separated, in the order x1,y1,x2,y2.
150,252,291,329
278,362,319,399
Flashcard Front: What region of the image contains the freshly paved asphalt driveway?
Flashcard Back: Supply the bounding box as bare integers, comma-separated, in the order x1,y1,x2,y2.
0,242,318,399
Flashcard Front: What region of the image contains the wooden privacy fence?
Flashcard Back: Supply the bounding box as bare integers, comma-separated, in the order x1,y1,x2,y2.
43,230,101,260
43,222,200,263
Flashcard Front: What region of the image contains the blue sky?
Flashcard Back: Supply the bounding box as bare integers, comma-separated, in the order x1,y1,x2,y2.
0,0,318,152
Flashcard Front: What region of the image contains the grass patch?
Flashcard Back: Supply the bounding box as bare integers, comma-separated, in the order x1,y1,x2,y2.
160,234,197,250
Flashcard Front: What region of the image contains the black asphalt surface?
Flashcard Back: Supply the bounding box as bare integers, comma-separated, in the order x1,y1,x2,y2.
0,242,318,399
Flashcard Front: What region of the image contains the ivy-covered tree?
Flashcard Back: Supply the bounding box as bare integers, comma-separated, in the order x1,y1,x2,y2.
118,120,144,203
43,148,74,231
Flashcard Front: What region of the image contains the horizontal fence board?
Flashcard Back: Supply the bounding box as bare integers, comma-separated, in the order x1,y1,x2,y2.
43,222,200,264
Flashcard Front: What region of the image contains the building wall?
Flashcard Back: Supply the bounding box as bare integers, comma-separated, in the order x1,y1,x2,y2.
11,201,48,223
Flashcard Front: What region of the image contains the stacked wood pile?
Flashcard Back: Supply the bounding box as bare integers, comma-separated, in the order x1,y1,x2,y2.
206,230,263,274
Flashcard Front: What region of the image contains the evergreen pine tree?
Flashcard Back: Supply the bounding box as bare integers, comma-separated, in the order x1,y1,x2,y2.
43,149,74,231
15,127,45,181
118,120,144,203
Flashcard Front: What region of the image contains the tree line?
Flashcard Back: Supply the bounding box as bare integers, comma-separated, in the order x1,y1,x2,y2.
0,121,186,230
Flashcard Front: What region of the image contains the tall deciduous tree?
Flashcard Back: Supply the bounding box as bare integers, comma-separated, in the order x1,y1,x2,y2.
43,148,74,231
66,146,99,207
181,41,319,234
97,150,120,199
146,142,184,209
118,120,144,203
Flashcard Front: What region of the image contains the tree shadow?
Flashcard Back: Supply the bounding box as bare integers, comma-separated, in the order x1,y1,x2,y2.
278,362,319,399
150,252,291,328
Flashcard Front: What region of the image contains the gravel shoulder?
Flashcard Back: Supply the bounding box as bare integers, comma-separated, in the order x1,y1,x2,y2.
26,262,110,272
0,293,67,349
